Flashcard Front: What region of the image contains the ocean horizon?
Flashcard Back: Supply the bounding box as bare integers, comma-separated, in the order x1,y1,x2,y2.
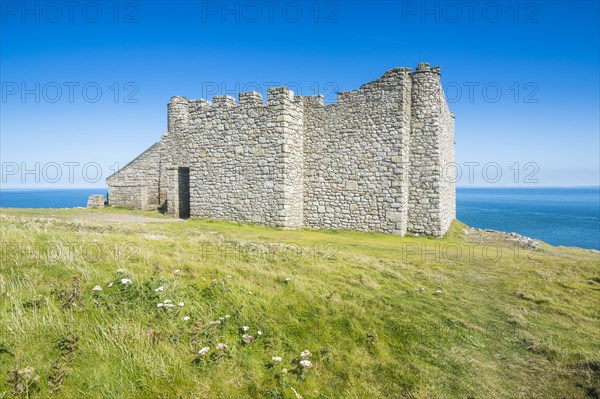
1,187,599,250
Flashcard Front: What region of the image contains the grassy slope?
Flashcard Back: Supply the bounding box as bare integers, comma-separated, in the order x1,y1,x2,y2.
0,208,598,399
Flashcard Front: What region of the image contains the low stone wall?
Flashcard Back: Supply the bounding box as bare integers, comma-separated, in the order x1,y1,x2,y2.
87,195,105,208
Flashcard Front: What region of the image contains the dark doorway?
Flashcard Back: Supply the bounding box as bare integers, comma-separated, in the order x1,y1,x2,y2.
178,167,190,219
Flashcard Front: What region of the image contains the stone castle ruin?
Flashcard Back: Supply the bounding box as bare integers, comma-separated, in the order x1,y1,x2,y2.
107,63,455,236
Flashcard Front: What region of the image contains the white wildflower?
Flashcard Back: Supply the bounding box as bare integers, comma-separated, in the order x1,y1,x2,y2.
227,275,232,278
434,290,442,294
155,286,163,292
92,285,102,291
183,316,190,321
257,331,262,336
242,334,253,345
216,343,228,351
164,299,172,304
272,356,282,362
300,350,311,358
198,347,210,356
281,368,288,374
107,282,113,288
242,326,249,332
174,269,181,274
225,314,231,319
157,303,164,307
178,302,184,307
299,360,313,368
120,278,131,285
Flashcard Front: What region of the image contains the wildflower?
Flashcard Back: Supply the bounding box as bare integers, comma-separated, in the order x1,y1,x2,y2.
281,368,288,374
199,347,210,356
248,291,252,295
174,269,181,274
183,316,190,321
285,277,291,283
227,275,232,278
216,343,228,351
120,278,132,285
108,282,113,288
157,303,164,307
92,285,102,291
225,314,231,319
257,331,262,336
219,317,224,321
434,290,442,294
164,299,172,304
300,350,311,358
155,286,164,292
178,302,184,307
272,356,282,362
242,334,253,345
242,326,249,332
299,360,313,368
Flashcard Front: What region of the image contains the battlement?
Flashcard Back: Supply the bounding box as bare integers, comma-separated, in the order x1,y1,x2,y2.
168,86,300,111
213,95,236,107
412,62,441,74
112,63,455,236
167,64,445,124
239,91,262,106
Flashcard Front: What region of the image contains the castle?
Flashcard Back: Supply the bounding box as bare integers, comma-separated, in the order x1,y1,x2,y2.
106,63,455,236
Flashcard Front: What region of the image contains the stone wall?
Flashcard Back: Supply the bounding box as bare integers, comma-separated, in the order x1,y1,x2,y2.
302,68,412,234
157,88,304,228
107,63,456,236
106,142,163,210
408,63,455,235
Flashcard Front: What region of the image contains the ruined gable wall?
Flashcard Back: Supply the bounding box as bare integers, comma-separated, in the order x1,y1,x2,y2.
106,142,162,210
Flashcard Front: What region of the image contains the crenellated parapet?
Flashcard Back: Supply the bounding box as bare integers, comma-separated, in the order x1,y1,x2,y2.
167,87,308,135
238,91,263,107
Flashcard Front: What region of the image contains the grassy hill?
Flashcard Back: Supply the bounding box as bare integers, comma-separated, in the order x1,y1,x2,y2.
0,208,598,398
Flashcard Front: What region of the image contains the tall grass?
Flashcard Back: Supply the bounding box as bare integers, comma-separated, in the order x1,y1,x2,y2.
0,208,598,398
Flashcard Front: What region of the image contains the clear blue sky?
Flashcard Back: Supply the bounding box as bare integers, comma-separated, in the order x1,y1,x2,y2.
1,0,598,188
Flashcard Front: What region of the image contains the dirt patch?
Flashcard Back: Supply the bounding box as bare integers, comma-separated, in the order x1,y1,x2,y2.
72,213,184,224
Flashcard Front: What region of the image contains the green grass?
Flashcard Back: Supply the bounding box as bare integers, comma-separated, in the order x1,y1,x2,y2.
0,207,598,398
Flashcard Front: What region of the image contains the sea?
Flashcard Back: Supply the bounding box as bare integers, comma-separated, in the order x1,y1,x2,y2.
0,187,599,250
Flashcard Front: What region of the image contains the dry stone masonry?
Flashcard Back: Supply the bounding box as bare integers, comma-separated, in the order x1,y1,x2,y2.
87,194,105,208
107,63,455,236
